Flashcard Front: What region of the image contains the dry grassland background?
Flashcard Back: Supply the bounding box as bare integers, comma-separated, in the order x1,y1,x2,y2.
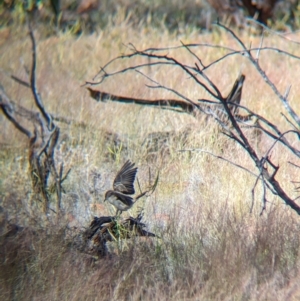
1,13,300,300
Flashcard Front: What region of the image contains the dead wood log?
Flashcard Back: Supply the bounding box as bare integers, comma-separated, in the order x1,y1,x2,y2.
87,87,197,114
87,73,248,123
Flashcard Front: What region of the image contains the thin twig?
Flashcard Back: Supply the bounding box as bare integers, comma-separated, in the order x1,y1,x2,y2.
179,148,258,177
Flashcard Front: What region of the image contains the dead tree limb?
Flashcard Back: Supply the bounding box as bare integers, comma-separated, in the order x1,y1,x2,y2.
212,22,300,214
87,87,197,114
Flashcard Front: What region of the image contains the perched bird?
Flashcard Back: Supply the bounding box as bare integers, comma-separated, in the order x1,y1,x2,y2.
104,160,146,215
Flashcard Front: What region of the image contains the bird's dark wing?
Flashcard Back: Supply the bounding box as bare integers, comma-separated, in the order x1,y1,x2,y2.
110,191,134,206
113,160,137,194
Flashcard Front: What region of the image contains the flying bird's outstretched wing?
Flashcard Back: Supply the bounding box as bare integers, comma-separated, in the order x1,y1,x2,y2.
113,160,137,195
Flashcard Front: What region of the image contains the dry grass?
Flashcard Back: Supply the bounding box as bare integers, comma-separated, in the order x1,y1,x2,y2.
1,16,300,300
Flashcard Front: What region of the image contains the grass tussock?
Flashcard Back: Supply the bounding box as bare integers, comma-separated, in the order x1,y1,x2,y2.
1,20,300,300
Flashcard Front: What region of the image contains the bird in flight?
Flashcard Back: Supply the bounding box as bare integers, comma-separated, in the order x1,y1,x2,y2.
104,160,146,215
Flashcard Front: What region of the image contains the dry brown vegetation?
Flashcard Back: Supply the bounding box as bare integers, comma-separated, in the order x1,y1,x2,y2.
1,13,300,300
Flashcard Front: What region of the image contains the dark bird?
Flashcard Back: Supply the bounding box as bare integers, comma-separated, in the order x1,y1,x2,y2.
104,160,146,215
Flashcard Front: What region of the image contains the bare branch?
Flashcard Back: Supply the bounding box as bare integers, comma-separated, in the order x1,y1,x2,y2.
90,48,221,100
29,23,53,130
0,86,33,138
216,22,300,127
10,75,31,88
247,18,300,46
179,148,258,178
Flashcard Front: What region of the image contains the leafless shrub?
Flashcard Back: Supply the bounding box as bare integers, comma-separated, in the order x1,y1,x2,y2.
0,25,70,215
